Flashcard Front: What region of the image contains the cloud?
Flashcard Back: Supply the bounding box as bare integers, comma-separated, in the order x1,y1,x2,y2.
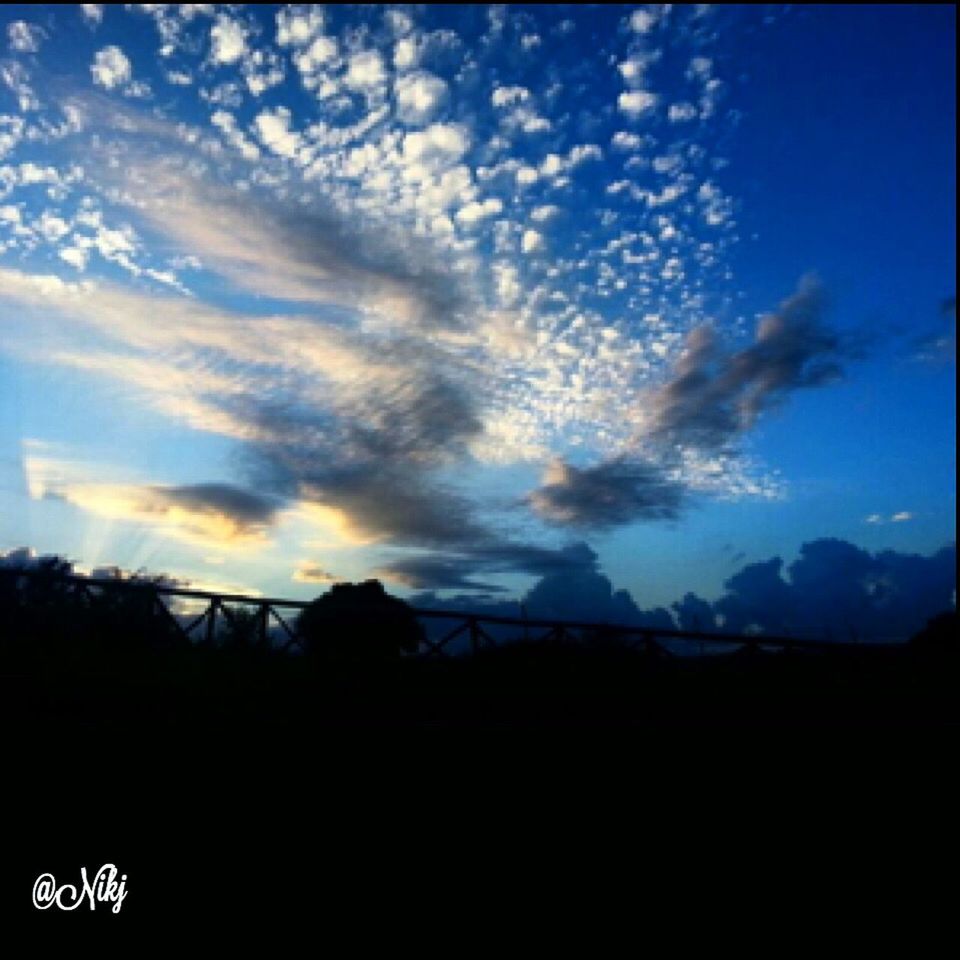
528,458,684,529
7,21,46,54
292,562,339,585
209,14,247,66
81,6,103,27
344,49,386,94
618,90,658,118
375,540,604,593
523,564,675,630
521,229,543,254
0,259,494,552
707,539,957,641
491,85,530,108
275,6,325,47
523,277,849,532
646,276,843,450
27,463,280,549
413,537,953,644
394,71,448,124
409,541,674,629
120,160,472,334
91,46,132,90
374,556,508,593
456,197,502,226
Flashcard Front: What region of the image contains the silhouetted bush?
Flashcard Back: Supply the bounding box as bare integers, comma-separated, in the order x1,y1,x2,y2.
295,580,424,664
909,611,959,662
219,605,266,651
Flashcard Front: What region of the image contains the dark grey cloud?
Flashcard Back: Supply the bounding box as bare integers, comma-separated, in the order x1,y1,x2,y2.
672,592,718,633
525,277,851,534
405,538,955,645
523,565,676,630
375,541,601,592
527,457,685,529
709,539,956,641
373,556,509,594
408,546,676,632
151,483,280,529
649,276,844,450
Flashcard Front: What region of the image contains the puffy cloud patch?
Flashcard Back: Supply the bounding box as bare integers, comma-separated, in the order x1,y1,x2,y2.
90,46,132,90
293,562,339,585
529,458,684,529
647,277,843,450
394,71,448,124
7,21,46,54
618,90,658,118
209,14,247,66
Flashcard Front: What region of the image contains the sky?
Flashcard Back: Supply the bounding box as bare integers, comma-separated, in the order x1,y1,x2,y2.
0,4,955,637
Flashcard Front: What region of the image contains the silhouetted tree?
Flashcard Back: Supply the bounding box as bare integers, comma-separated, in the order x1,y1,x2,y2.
295,580,424,664
909,610,959,662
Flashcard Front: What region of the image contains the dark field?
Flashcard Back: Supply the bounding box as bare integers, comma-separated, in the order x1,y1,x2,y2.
3,630,958,734
3,569,957,734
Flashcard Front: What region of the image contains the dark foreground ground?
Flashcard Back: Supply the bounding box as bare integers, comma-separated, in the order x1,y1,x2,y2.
2,631,958,734
5,621,957,930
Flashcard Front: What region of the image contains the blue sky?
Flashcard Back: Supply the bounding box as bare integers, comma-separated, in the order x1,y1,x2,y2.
0,4,954,624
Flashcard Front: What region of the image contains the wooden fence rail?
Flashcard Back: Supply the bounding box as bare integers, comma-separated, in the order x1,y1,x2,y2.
1,568,899,658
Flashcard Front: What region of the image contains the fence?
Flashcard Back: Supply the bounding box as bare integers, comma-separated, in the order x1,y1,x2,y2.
1,567,897,658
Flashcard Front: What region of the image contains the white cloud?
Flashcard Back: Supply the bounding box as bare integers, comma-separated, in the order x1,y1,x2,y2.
618,90,658,118
59,246,89,270
293,35,337,75
522,229,544,255
209,14,247,66
516,165,539,186
393,36,419,70
7,21,45,53
253,107,301,160
539,154,563,179
491,85,530,108
611,131,642,151
568,144,602,167
211,109,261,162
91,46,132,90
402,123,469,166
629,9,657,34
456,197,502,225
344,50,387,93
1,61,39,111
276,6,325,47
891,511,914,523
668,102,698,123
618,57,653,84
493,262,521,306
688,56,713,81
81,5,104,26
37,211,70,242
530,205,560,223
395,71,448,124
166,70,193,86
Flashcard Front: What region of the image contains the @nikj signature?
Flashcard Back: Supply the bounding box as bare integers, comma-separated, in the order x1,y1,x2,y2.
32,864,129,914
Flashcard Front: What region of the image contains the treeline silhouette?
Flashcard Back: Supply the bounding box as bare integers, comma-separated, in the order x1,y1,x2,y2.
1,561,957,729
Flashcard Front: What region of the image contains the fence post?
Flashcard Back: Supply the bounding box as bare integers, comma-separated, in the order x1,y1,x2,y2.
258,603,269,647
205,598,219,647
